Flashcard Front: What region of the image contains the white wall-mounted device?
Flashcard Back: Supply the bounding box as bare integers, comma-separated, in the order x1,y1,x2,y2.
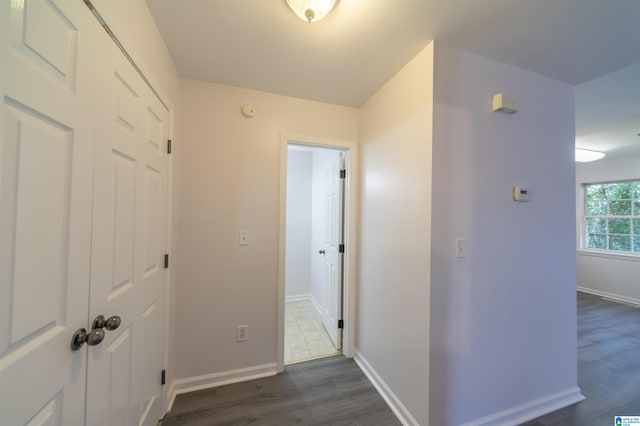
512,186,532,202
492,93,518,114
241,104,255,118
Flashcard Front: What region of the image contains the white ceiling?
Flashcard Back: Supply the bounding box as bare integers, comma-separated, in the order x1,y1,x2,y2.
146,0,640,157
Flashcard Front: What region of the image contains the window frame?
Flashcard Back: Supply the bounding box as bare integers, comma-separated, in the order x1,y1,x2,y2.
581,178,640,256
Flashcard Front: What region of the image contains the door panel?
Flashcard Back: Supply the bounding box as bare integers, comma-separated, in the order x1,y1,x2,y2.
0,1,100,424
321,154,344,349
85,26,168,426
4,104,72,344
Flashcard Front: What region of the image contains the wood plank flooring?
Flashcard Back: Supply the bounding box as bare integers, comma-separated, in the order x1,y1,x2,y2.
163,355,400,425
524,291,640,425
165,292,640,425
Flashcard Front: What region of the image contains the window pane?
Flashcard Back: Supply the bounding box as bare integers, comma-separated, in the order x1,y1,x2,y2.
633,181,640,199
635,237,640,253
587,234,606,249
634,200,640,215
608,235,631,251
586,199,607,215
634,219,640,236
587,218,607,233
608,218,631,234
605,182,632,199
609,200,632,216
586,184,603,198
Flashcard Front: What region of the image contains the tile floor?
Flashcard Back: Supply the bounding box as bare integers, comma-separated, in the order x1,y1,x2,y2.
285,299,340,364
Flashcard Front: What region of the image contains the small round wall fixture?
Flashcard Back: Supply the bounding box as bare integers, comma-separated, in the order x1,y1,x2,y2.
241,104,255,118
286,0,337,23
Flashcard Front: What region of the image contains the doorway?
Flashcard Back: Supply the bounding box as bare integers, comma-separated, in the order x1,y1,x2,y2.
277,135,357,372
284,145,344,364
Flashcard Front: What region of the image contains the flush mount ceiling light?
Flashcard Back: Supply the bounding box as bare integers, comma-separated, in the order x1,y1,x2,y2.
575,148,606,163
286,0,337,23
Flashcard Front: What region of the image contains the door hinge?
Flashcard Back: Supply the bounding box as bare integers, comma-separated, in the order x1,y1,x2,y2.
339,169,346,179
338,320,344,329
161,369,166,385
339,244,345,253
164,253,169,269
167,139,172,154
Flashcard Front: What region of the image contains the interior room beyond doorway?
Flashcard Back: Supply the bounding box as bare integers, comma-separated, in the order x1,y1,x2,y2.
285,144,346,364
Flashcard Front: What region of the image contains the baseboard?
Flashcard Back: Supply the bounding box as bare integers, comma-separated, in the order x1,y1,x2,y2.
166,382,177,412
460,387,585,426
577,286,640,307
285,294,311,302
167,362,277,412
353,349,419,426
310,294,323,315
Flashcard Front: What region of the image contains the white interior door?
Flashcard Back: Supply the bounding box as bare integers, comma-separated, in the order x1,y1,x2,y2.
0,1,100,424
1,2,169,425
85,26,169,426
321,153,344,349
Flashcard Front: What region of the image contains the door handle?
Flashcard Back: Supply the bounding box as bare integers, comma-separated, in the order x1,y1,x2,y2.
92,315,122,331
70,314,122,351
70,328,104,351
318,249,325,255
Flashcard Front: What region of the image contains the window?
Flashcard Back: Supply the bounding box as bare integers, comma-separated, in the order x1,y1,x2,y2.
583,180,640,254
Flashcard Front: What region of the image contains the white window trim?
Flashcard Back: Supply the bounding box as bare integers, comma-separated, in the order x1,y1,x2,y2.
581,180,640,255
577,249,640,262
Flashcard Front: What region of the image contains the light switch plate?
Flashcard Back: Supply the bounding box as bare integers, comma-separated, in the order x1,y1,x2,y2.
455,238,465,258
239,231,249,246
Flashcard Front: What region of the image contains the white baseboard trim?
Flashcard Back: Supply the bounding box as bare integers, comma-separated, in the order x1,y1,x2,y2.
577,286,640,307
167,362,277,413
166,382,177,413
285,294,311,302
353,349,419,426
310,294,323,316
460,386,585,426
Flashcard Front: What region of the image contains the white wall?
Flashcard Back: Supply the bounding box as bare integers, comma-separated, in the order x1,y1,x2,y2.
174,80,358,380
285,150,312,298
576,156,640,303
430,44,580,425
358,43,434,426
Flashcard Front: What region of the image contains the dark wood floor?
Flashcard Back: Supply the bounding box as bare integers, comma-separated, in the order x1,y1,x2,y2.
165,292,640,425
524,291,640,425
163,355,400,425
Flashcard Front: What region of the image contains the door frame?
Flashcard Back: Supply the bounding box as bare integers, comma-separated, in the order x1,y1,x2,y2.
83,0,176,416
277,134,358,373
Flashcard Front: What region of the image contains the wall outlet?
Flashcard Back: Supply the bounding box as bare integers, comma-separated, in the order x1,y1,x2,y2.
236,325,248,342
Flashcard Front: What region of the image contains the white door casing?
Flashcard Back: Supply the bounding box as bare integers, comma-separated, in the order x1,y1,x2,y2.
0,1,170,425
0,1,100,424
277,135,357,373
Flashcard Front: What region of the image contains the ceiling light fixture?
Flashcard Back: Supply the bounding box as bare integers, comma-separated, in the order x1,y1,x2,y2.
286,0,337,23
575,148,606,163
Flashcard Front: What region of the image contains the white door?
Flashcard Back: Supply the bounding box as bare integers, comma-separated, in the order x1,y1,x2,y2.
85,23,169,426
0,1,100,424
0,2,169,425
321,153,344,349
